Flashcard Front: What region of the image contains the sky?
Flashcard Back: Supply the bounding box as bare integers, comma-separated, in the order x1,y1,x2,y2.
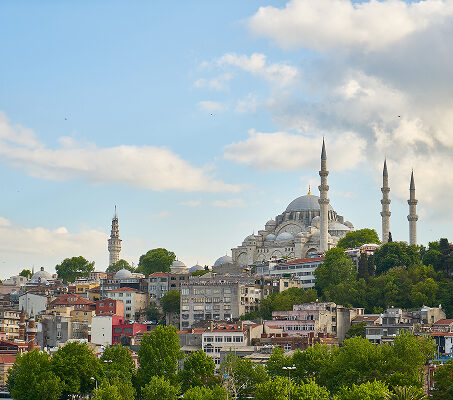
1,0,453,278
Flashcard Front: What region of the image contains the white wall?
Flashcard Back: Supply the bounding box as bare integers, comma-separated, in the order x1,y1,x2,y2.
91,315,112,346
19,293,47,315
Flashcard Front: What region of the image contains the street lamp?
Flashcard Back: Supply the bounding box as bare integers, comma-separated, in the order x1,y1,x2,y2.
90,377,98,390
282,366,296,400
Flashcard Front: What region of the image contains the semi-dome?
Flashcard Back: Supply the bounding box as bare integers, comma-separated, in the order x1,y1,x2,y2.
308,230,332,240
344,221,354,229
214,255,233,267
30,267,52,281
328,222,350,231
115,268,134,279
189,264,204,273
265,220,277,230
244,234,257,242
265,234,276,241
285,194,334,212
276,232,294,241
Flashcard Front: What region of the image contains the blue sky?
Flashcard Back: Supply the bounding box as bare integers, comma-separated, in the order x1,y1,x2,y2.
1,0,452,278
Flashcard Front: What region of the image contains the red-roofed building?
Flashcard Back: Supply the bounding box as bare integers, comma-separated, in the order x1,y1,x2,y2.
96,299,124,317
432,319,453,333
106,287,148,320
0,340,29,386
112,321,147,345
430,332,453,355
49,293,96,312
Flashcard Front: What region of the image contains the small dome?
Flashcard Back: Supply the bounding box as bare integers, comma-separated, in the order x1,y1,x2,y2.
344,221,354,229
328,222,350,231
265,220,277,230
276,232,294,241
244,234,257,242
189,264,204,273
265,234,276,241
214,255,233,267
170,260,189,274
114,269,134,279
286,194,334,213
171,260,186,268
30,267,52,282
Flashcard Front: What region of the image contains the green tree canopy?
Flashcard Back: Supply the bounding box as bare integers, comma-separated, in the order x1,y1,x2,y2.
18,269,32,278
255,377,330,400
55,256,95,283
100,344,135,381
51,341,102,397
386,386,427,400
180,350,216,391
314,247,357,296
374,242,421,275
266,346,293,378
92,382,121,400
292,344,332,383
336,380,389,400
144,301,163,322
7,349,62,400
337,228,381,249
142,376,179,400
137,325,183,387
106,259,134,274
345,322,367,339
161,290,181,315
183,386,228,400
137,248,176,276
432,358,453,400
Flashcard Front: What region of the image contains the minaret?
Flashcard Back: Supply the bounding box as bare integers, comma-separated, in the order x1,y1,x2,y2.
108,206,122,265
407,170,418,245
381,160,391,243
318,139,330,252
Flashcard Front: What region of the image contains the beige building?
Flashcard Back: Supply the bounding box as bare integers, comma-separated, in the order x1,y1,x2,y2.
106,287,148,320
0,309,21,341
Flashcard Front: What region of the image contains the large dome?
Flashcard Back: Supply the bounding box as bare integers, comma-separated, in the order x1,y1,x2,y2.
114,269,133,279
171,260,189,274
276,232,294,241
30,267,52,282
285,194,334,212
214,255,233,267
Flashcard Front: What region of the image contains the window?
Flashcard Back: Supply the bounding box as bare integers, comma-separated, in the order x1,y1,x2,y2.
126,307,131,311
206,289,212,295
126,300,131,304
215,337,223,343
119,293,123,297
223,305,231,310
284,343,292,351
204,336,214,342
181,289,189,295
126,313,131,318
181,305,189,311
99,303,104,307
126,293,131,297
224,288,231,294
205,305,212,311
224,297,231,303
114,328,122,333
233,336,243,343
109,303,114,307
224,336,232,342
124,328,133,334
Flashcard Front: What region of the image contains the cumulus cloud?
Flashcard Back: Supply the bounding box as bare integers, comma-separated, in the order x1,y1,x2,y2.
213,198,246,208
0,217,108,277
194,73,232,91
249,0,453,52
224,129,366,171
0,112,238,193
197,101,227,112
218,53,299,86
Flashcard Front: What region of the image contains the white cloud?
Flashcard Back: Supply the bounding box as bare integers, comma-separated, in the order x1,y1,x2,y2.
0,217,108,278
194,73,232,91
249,0,453,52
197,101,227,113
0,112,238,193
235,93,259,114
152,211,171,219
213,198,246,208
224,129,366,171
179,200,201,207
218,53,298,86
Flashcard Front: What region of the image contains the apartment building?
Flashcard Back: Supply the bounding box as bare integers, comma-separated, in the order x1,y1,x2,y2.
106,287,148,320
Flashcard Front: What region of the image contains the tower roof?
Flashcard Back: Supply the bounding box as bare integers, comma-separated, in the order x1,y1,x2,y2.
321,138,326,160
383,159,388,178
410,170,415,190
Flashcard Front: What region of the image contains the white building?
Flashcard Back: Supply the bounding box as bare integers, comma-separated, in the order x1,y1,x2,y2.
19,293,48,316
91,315,115,346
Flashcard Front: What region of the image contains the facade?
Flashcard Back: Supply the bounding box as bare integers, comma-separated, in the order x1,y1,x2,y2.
38,314,73,348
231,142,354,266
96,298,124,317
18,293,47,316
112,321,147,345
0,310,21,341
148,272,169,299
266,302,363,342
106,287,148,320
91,314,124,346
48,293,96,312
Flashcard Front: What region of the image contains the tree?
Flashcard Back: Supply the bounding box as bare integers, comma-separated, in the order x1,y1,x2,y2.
100,344,135,381
358,253,369,279
137,248,176,276
432,358,453,400
180,350,216,391
386,386,427,400
422,249,442,271
161,290,181,315
255,377,330,400
345,322,367,339
259,288,318,320
336,380,389,400
220,353,267,400
19,269,32,278
192,269,211,276
292,344,332,383
266,346,293,378
144,301,163,322
314,247,357,295
55,256,95,283
92,382,121,400
337,229,381,249
142,376,179,400
106,259,134,274
137,325,183,386
7,349,62,400
374,242,421,275
183,386,228,400
51,341,102,398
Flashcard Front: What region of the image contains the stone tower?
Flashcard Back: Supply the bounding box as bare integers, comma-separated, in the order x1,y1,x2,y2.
381,159,391,244
318,139,330,252
108,206,122,266
407,170,418,245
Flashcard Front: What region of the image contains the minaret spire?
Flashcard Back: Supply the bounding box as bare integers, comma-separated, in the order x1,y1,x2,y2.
381,159,391,243
407,170,418,245
318,138,330,252
108,207,122,266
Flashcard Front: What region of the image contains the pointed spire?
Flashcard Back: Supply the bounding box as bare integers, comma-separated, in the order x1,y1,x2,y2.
114,205,118,219
383,158,388,178
321,137,326,160
308,185,312,195
410,170,415,190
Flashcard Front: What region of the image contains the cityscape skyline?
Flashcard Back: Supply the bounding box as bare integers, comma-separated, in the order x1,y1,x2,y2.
1,0,453,278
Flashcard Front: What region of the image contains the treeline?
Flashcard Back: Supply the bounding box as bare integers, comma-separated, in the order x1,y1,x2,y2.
244,231,453,319
9,327,453,399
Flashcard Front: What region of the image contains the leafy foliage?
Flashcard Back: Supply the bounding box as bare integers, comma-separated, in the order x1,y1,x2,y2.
258,288,318,319
137,248,176,276
432,358,453,400
374,242,421,275
106,259,134,274
7,350,62,400
179,350,217,391
19,269,32,278
255,377,330,400
336,380,389,400
55,256,95,283
100,344,135,381
183,385,228,400
161,290,181,315
345,322,367,339
337,228,381,249
142,376,179,400
144,301,163,322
